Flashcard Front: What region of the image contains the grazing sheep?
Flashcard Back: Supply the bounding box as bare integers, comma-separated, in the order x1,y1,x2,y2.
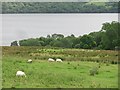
16,71,26,77
56,58,63,62
48,58,55,62
27,59,32,63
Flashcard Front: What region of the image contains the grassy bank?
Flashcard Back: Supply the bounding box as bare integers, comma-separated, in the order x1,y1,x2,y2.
2,46,118,88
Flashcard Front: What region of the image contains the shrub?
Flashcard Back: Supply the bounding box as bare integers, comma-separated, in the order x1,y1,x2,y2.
74,66,77,69
114,61,118,64
111,61,115,64
67,62,70,64
89,67,99,76
96,60,99,63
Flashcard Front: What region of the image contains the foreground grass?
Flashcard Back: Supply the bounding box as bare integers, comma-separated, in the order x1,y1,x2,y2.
2,56,118,88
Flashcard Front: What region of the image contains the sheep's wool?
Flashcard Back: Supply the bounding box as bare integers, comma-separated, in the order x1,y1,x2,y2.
16,71,26,77
56,59,63,62
48,58,55,62
27,59,32,63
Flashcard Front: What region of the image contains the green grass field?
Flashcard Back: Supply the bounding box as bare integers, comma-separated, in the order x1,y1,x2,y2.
2,46,118,88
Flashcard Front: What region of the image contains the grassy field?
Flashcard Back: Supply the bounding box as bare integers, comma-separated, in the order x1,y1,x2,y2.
2,46,118,88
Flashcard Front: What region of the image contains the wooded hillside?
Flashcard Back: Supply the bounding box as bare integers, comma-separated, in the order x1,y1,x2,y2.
2,2,119,13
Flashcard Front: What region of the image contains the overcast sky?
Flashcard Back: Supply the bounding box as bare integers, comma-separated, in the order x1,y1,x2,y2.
2,13,118,46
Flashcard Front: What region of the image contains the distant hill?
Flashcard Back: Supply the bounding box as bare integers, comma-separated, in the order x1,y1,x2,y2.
0,0,119,2
2,2,119,13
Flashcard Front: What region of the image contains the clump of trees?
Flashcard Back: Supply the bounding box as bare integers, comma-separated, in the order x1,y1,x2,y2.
11,41,18,46
11,21,120,50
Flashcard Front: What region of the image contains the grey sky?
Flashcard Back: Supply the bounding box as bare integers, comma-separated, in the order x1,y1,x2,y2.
2,13,118,46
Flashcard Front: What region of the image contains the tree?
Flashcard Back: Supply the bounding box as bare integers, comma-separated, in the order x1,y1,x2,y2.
79,35,96,49
60,38,72,48
19,38,40,46
11,41,18,46
65,34,76,48
74,44,80,48
52,34,64,39
50,40,63,47
47,34,51,38
16,21,120,50
101,21,120,50
89,31,103,47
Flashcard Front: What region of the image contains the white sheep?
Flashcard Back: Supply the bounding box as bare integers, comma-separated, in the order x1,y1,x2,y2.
27,59,32,63
16,71,26,77
48,58,55,62
56,58,63,62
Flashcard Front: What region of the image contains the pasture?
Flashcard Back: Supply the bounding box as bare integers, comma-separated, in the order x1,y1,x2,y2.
2,46,118,88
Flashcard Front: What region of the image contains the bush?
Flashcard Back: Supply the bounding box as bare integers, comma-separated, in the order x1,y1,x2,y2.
114,61,118,64
111,61,115,64
96,60,99,63
74,66,77,69
67,62,70,64
89,67,99,76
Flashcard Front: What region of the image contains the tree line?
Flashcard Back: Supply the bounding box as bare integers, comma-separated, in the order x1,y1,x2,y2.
11,21,120,50
2,2,119,13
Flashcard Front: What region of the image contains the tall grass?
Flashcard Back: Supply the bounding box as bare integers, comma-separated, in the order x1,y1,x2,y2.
2,46,118,64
